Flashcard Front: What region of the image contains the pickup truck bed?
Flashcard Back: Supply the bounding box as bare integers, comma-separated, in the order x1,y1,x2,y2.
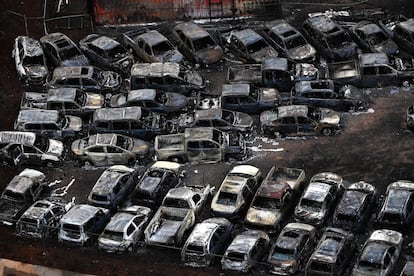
327,60,359,85
271,167,306,191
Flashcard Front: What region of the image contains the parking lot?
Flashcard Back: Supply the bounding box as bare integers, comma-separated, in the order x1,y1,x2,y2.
2,2,414,276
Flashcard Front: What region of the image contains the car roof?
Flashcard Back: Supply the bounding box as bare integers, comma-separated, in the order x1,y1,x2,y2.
87,133,121,147
229,165,260,177
221,84,250,97
128,89,157,102
174,21,210,40
277,105,309,118
262,57,288,71
21,200,56,220
194,109,223,120
359,53,389,66
52,66,93,79
232,29,263,45
184,127,218,141
90,35,120,50
186,221,221,246
360,242,390,264
151,161,180,173
164,187,198,201
138,30,168,46
305,15,341,34
61,204,103,225
91,166,133,195
312,228,349,263
266,20,300,38
284,222,315,233
367,229,403,246
227,230,268,253
19,36,44,57
104,211,136,232
399,18,414,33
383,188,411,213
40,32,74,49
5,169,45,194
303,182,332,202
131,62,181,78
47,88,78,102
295,80,335,93
357,22,383,35
336,190,368,216
93,107,142,122
0,131,37,146
17,109,60,124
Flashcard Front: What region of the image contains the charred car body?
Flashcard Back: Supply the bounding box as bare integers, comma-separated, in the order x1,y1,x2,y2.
0,169,46,226
79,34,133,75
172,21,223,65
407,104,414,130
392,18,414,55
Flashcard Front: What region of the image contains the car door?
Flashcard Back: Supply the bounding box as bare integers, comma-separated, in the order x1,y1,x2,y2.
125,222,137,246
22,145,43,165
107,146,129,165
278,117,298,135
86,146,107,166
376,65,398,86
361,66,378,87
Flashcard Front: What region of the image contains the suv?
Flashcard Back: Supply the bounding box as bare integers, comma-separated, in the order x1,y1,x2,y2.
48,66,122,94
12,36,49,86
58,204,110,246
89,106,169,141
40,32,89,67
130,62,204,95
0,131,63,167
15,109,82,140
302,15,357,60
88,165,138,210
172,21,223,65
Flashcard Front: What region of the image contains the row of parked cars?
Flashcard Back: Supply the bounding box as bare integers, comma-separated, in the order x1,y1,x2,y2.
1,162,414,274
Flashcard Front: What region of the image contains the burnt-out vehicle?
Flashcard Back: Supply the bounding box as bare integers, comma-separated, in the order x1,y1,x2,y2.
177,109,253,133
129,161,181,208
47,66,122,94
350,21,399,55
58,204,111,246
172,21,223,65
352,229,403,276
0,131,63,167
244,167,305,232
154,127,248,164
226,28,278,63
221,84,281,114
14,109,83,140
20,88,104,118
16,198,73,239
291,79,368,112
181,217,233,268
260,105,342,138
332,181,376,232
12,36,49,86
71,133,153,167
261,20,316,62
305,227,355,276
302,15,358,61
376,181,414,229
110,89,192,115
328,53,414,88
407,104,414,130
79,34,133,75
122,29,184,64
221,230,270,272
89,106,169,141
295,172,344,227
40,32,89,67
391,18,414,55
98,205,152,253
211,165,262,219
267,222,317,275
88,165,138,210
0,169,46,226
400,260,414,276
130,62,205,95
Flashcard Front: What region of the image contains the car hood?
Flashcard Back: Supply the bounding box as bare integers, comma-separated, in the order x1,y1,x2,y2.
62,55,90,67
295,207,324,222
161,50,184,64
245,207,281,227
233,112,253,129
196,46,223,65
65,115,82,132
46,139,64,157
25,65,49,79
258,88,280,102
332,42,357,60
374,39,399,56
250,47,278,63
165,93,188,108
71,139,83,156
85,93,104,109
260,110,278,126
288,44,316,62
131,139,152,155
99,71,121,89
0,199,23,224
319,108,341,125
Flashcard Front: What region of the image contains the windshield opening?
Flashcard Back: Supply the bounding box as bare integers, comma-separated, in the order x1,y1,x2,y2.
246,39,267,53
60,47,80,61
300,198,322,210
226,251,246,262
216,191,237,205
327,32,352,49
101,229,123,241
252,196,281,210
193,36,216,51
272,246,295,260
2,190,25,202
286,36,306,49
23,55,44,66
152,41,173,56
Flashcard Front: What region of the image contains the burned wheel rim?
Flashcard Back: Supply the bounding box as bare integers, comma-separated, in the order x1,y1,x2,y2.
321,128,333,136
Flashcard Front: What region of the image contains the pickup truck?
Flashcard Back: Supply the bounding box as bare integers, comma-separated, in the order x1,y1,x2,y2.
227,57,320,91
328,52,414,88
154,127,248,164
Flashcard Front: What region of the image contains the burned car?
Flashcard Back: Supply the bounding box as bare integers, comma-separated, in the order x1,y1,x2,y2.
172,21,223,65
0,169,46,226
400,260,414,276
71,133,152,167
48,66,122,94
350,21,399,55
260,105,342,138
261,20,316,62
221,230,269,272
332,181,376,232
226,28,278,63
14,109,83,140
0,131,63,167
58,204,110,246
40,32,89,67
16,198,73,239
177,109,253,133
109,89,192,115
12,36,49,86
154,127,248,164
352,229,403,276
98,205,152,253
122,29,184,63
305,227,355,276
88,165,138,210
181,217,233,268
20,88,104,117
244,167,305,232
221,84,280,114
302,15,358,60
79,34,133,75
291,79,368,112
376,180,414,229
89,106,169,141
211,165,262,219
129,161,181,208
130,62,204,95
392,18,414,55
407,104,414,130
267,222,317,275
294,172,344,227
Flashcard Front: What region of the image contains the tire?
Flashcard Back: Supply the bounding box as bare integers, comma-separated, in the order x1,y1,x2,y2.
169,156,183,163
321,127,333,136
273,131,284,138
84,160,93,167
402,80,411,88
45,161,56,168
1,160,11,166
